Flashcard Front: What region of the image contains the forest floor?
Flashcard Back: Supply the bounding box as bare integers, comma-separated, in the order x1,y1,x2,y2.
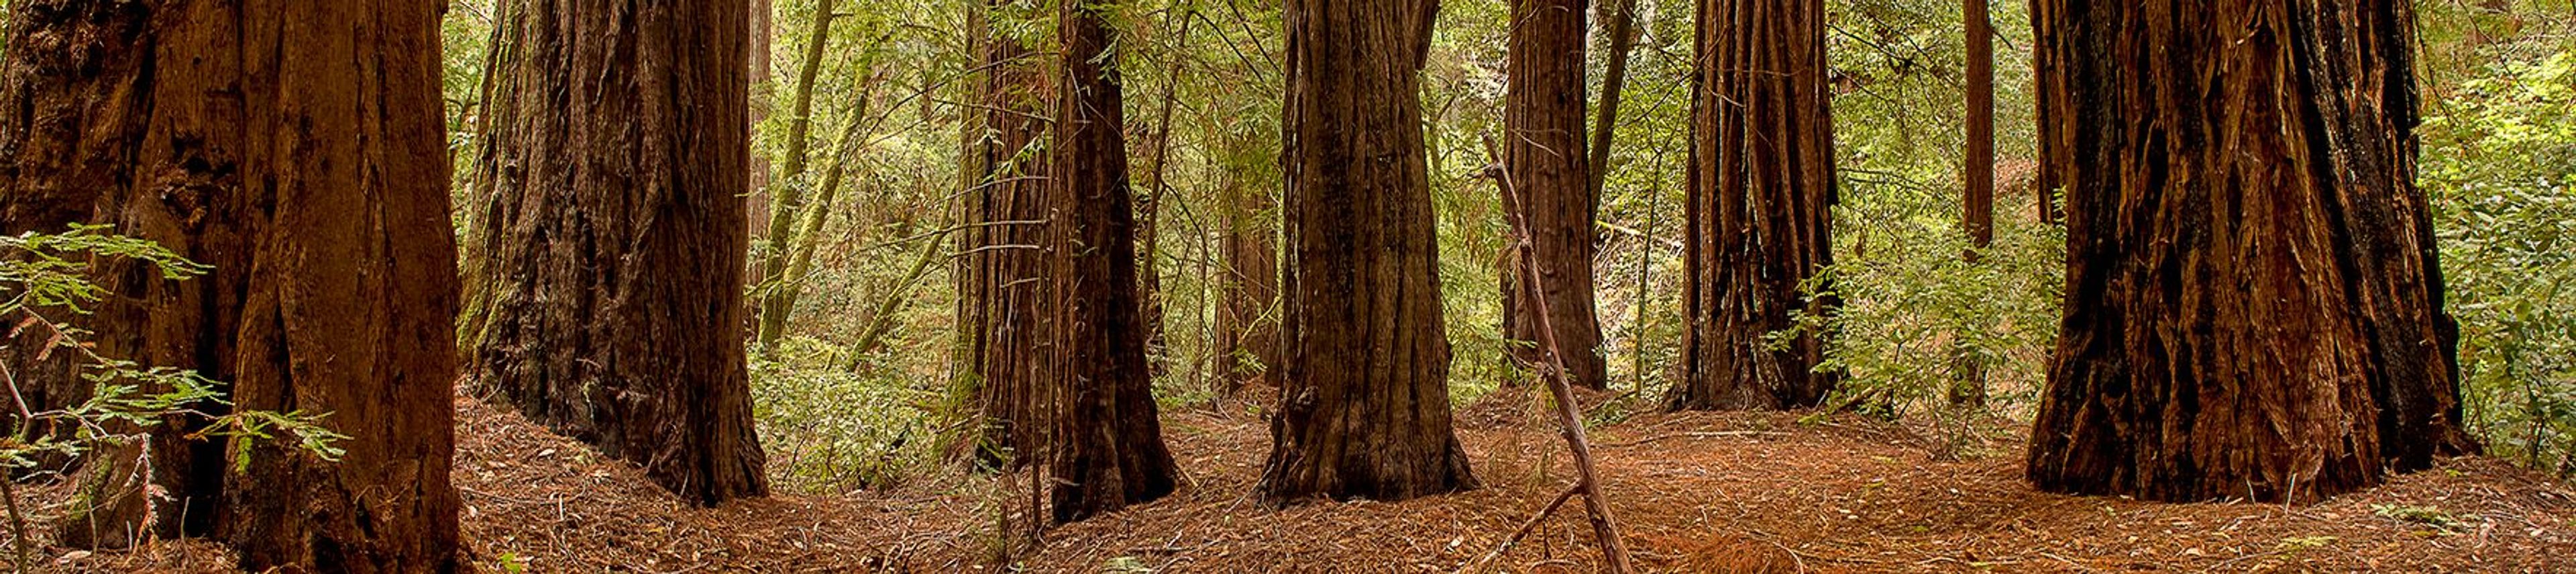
40,389,2576,573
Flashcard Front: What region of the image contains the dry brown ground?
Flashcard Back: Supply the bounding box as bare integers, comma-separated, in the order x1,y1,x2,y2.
32,391,2576,573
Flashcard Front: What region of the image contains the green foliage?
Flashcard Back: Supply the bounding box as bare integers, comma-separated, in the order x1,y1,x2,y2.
1,226,347,497
2422,43,2576,476
749,339,943,493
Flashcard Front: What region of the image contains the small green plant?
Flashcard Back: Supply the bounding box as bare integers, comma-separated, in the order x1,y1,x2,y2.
2371,504,2477,534
1,225,350,569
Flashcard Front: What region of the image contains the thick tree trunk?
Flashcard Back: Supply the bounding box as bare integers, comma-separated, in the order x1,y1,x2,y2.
1667,0,1841,412
2,1,464,569
1502,0,1609,391
1046,0,1181,523
465,0,769,506
1215,132,1281,394
1262,0,1478,504
750,0,775,240
957,1,1053,468
2025,0,2478,504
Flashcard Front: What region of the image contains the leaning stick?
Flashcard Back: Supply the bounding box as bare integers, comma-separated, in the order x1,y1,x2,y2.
1478,134,1636,573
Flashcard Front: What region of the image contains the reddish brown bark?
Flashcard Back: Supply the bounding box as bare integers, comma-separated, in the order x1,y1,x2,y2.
1501,0,1609,391
1215,131,1281,393
1044,0,1180,523
955,1,1055,468
2025,0,2477,503
2,1,464,569
1667,0,1842,412
1262,0,1479,504
464,0,769,506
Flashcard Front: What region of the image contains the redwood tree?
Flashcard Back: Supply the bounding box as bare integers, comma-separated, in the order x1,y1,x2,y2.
1261,0,1479,503
464,0,769,505
1216,129,1281,393
1501,0,1609,390
954,0,1054,467
1045,0,1181,523
2025,0,2477,503
1,1,462,569
1666,0,1842,411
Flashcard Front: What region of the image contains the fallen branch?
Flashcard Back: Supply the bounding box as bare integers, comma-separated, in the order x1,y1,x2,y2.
1458,483,1583,574
1601,430,1790,448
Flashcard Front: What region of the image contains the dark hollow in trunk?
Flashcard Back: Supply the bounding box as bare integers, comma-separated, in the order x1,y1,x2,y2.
1501,0,1609,391
1044,0,1182,523
464,0,769,506
1260,0,1479,504
1667,0,1843,412
2025,0,2478,504
3,1,465,570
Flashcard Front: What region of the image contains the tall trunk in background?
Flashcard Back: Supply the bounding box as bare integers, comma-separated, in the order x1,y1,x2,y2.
1046,0,1181,523
1949,0,1994,407
1,1,463,569
957,0,1055,468
2025,0,2477,503
2027,0,2063,224
1502,0,1607,390
1134,11,1193,378
1667,0,1841,412
1586,0,1640,201
1216,130,1281,393
464,0,770,506
755,0,842,350
1262,0,1479,504
751,0,776,240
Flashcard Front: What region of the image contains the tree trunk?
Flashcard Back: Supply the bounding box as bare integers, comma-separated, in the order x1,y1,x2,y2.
1666,0,1841,412
957,1,1054,469
2,1,464,569
755,0,841,351
1949,0,1994,408
2027,0,2063,225
1216,131,1281,394
464,0,770,506
750,0,775,240
1503,0,1608,391
1045,0,1181,523
1262,0,1479,504
1586,0,1640,201
2025,0,2478,504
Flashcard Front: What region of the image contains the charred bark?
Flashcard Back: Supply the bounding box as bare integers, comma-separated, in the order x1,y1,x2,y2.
1667,0,1841,412
464,0,769,506
2,1,464,569
1501,0,1609,391
1261,0,1479,504
2025,0,2477,503
1045,0,1181,522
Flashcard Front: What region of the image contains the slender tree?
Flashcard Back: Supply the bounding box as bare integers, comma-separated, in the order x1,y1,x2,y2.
2025,0,2478,503
1046,0,1182,522
1501,0,1611,390
1586,0,1642,201
1216,128,1282,393
755,0,843,350
464,0,769,506
1949,0,1995,407
1262,0,1479,503
1666,0,1842,411
955,0,1055,468
0,1,462,569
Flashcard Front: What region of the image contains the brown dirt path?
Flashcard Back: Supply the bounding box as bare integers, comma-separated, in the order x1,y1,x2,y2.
44,394,2576,573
